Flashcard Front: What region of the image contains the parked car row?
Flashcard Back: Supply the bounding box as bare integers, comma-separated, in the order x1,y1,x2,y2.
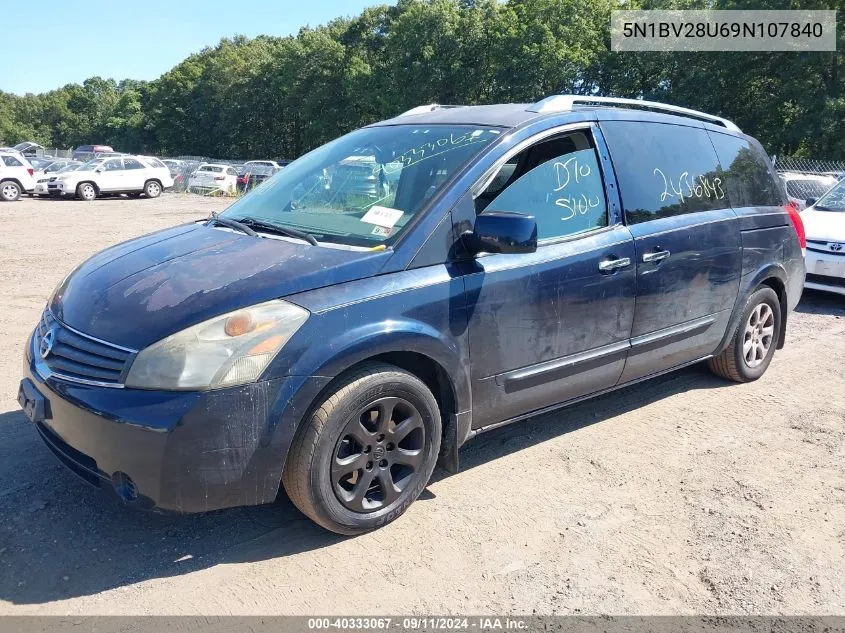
0,151,174,201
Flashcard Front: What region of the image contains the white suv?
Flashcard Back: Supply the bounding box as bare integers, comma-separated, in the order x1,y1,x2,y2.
49,155,174,200
0,152,36,201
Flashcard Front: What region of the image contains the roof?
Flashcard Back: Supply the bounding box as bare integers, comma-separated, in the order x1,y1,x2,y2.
374,103,535,128
371,95,740,134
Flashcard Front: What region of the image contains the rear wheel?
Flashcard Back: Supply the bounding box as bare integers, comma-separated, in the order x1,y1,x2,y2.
76,182,97,201
0,181,21,202
283,363,441,535
708,286,781,382
144,180,162,198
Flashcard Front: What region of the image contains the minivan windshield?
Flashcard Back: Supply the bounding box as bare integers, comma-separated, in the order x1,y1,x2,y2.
813,178,845,211
220,124,501,246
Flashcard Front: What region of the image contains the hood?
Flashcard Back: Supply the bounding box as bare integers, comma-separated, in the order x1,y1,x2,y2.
801,208,845,242
50,223,392,349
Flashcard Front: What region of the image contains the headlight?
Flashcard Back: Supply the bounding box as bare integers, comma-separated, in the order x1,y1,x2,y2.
125,299,309,390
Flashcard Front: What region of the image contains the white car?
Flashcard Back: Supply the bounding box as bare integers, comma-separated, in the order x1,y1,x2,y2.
801,179,845,296
0,152,36,201
49,155,174,200
187,163,238,195
779,172,838,211
33,163,83,196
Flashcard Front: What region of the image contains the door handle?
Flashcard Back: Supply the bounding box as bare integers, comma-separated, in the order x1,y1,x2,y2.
598,257,632,272
642,250,671,263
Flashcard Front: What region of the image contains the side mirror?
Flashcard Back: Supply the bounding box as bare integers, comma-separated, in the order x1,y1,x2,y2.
95,167,103,173
466,211,537,255
804,197,817,207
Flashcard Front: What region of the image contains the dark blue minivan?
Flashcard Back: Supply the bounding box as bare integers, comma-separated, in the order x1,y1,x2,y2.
19,96,806,534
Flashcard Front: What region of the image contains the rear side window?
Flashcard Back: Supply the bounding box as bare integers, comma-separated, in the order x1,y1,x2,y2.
601,121,728,224
2,156,23,167
144,157,166,168
123,158,144,170
708,132,782,207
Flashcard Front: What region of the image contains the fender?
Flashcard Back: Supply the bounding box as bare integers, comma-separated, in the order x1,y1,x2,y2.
715,262,789,355
285,319,470,411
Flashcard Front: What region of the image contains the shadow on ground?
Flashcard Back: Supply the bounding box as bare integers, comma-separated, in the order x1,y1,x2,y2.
795,288,845,316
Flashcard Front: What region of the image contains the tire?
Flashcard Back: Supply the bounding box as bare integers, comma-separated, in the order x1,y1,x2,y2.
76,182,97,201
283,362,442,535
1,180,21,202
708,286,781,383
144,180,162,198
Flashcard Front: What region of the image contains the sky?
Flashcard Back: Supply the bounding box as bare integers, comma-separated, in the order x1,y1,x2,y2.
1,0,388,95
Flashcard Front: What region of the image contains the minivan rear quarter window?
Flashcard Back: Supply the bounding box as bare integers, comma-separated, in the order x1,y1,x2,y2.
708,132,782,207
601,121,728,224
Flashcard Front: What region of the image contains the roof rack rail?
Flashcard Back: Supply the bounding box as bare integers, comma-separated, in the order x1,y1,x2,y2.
527,95,741,132
399,104,463,117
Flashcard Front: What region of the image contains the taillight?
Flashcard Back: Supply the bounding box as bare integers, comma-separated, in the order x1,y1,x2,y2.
785,202,806,249
27,168,34,176
214,176,225,181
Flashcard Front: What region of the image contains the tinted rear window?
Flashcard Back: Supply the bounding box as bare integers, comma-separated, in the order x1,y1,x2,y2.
200,166,224,172
708,132,782,207
601,121,728,225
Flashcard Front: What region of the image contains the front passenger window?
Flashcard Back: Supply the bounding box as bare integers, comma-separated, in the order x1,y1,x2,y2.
479,133,608,241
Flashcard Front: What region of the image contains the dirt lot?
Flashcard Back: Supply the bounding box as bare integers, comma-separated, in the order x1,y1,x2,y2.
0,193,843,615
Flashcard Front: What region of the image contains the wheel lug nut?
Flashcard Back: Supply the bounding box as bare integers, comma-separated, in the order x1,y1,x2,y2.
365,461,373,470
379,459,388,468
364,446,371,453
376,434,385,442
386,442,394,451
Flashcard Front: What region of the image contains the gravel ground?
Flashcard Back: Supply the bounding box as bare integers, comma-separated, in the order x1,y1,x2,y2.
0,194,843,615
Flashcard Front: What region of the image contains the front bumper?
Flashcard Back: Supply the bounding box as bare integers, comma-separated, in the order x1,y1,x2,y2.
47,181,70,196
805,247,845,296
21,334,331,513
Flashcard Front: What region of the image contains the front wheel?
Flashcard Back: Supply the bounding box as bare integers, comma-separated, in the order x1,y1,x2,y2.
0,181,21,202
283,363,442,535
144,180,162,198
76,182,97,201
709,286,781,382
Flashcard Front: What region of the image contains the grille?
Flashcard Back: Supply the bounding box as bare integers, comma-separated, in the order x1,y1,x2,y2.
34,310,135,387
806,273,845,289
807,241,845,256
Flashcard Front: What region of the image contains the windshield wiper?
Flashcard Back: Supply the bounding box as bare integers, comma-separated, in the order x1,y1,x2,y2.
205,212,258,237
235,216,319,246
